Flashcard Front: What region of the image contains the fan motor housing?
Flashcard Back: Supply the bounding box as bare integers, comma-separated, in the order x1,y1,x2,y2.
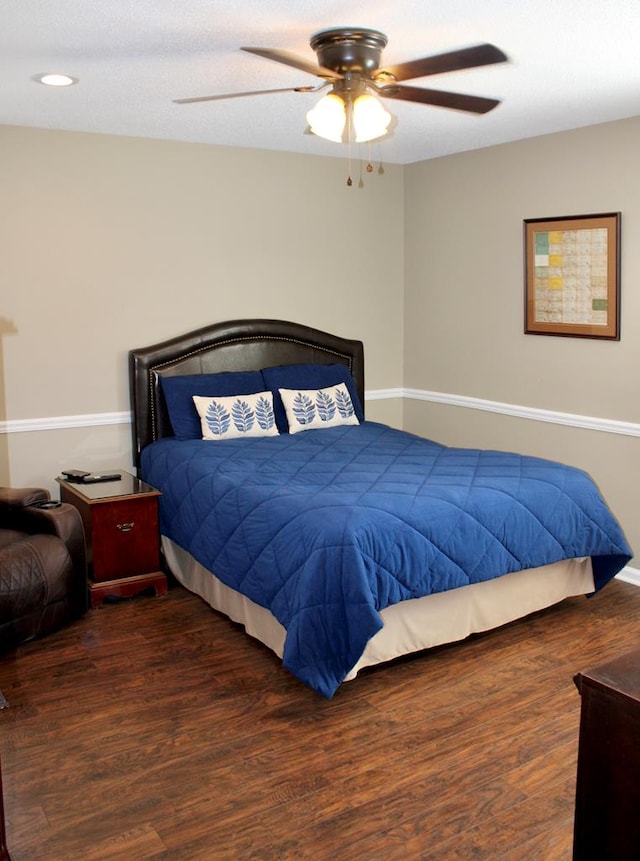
310,27,388,75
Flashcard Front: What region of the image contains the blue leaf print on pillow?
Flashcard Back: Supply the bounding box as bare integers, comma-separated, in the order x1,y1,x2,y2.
255,396,275,430
335,387,355,419
316,390,336,422
231,398,256,433
292,392,316,426
206,400,231,436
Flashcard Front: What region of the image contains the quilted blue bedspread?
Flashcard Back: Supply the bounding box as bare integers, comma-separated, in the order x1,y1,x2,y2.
141,422,632,697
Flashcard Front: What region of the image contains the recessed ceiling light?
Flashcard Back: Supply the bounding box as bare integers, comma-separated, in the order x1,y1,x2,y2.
33,73,78,87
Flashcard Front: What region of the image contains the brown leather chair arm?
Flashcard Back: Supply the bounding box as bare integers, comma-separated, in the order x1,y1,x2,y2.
1,489,89,649
0,487,50,511
1,488,85,573
23,503,84,553
0,538,48,606
22,504,88,608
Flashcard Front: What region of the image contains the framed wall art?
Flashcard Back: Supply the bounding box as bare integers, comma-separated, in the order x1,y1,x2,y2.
524,212,621,340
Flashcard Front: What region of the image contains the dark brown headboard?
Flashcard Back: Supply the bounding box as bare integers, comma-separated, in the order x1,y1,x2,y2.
128,318,365,471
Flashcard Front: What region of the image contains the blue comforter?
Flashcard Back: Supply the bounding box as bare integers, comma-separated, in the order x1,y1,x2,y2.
141,422,632,697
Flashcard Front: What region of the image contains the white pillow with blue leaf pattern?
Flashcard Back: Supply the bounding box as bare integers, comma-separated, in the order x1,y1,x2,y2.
193,392,279,440
278,384,360,434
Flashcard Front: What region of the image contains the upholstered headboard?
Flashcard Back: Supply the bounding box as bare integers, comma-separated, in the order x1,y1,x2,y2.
128,318,365,471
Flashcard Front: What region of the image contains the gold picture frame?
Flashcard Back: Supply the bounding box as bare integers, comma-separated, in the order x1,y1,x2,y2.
524,212,621,339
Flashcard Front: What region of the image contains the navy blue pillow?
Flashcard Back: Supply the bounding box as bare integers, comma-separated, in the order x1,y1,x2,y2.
261,363,364,432
160,371,265,439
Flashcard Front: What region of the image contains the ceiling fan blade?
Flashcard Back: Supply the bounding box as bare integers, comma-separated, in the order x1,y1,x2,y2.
241,47,340,80
377,43,508,83
174,85,317,105
381,84,501,114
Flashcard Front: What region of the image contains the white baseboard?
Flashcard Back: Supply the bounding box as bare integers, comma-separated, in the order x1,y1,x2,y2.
616,566,640,588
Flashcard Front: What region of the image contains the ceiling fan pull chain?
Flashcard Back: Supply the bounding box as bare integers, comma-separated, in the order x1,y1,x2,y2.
366,140,373,174
346,101,353,186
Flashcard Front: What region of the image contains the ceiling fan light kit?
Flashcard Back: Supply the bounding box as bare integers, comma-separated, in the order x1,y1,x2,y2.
306,87,391,144
306,92,345,142
175,26,508,184
351,92,392,143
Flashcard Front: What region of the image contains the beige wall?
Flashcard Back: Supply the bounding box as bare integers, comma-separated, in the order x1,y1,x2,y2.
403,116,639,556
1,125,404,487
1,118,637,560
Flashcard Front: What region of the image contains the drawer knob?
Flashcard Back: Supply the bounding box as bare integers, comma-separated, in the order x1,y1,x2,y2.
116,522,135,532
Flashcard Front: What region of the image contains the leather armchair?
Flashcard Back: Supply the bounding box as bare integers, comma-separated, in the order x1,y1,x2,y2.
0,486,88,651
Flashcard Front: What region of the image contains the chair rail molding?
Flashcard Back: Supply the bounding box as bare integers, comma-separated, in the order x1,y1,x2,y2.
0,411,130,434
401,388,640,438
2,390,639,438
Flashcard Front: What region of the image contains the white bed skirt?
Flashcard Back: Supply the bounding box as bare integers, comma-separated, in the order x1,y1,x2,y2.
162,537,595,683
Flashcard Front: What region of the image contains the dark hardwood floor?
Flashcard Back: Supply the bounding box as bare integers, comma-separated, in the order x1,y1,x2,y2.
1,577,639,860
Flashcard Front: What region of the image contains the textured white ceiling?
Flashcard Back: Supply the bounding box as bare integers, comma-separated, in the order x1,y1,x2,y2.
2,0,639,164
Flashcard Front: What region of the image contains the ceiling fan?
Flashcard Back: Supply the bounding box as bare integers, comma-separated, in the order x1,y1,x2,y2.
174,27,508,142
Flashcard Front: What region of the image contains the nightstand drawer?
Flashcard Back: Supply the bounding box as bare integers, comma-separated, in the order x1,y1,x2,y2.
91,496,160,582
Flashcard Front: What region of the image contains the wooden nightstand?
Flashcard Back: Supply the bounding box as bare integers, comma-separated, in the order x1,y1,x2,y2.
57,471,167,608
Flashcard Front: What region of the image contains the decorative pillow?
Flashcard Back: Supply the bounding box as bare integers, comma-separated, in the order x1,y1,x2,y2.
278,384,360,434
193,391,279,440
160,371,264,440
261,363,364,432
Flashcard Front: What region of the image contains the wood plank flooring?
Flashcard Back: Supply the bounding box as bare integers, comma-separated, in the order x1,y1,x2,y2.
1,577,639,860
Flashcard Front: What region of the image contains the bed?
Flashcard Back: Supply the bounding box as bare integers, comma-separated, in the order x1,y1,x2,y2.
129,318,632,698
